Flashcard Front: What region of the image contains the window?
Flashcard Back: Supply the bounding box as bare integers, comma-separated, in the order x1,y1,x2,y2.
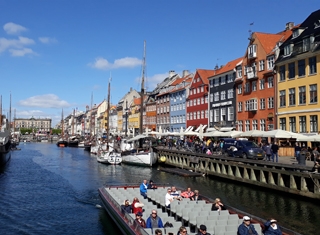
197,78,200,82
210,93,213,102
193,112,196,120
244,65,247,75
279,65,285,82
310,115,318,133
201,97,204,104
221,76,226,85
299,86,306,105
210,80,213,88
237,85,242,94
248,44,256,57
245,120,250,131
237,66,242,78
214,109,219,122
197,87,200,93
193,99,196,106
252,81,257,91
299,116,306,133
200,86,204,92
205,110,208,118
288,62,295,79
298,59,306,77
252,120,257,130
259,79,265,90
267,77,273,88
309,56,317,74
238,121,243,132
210,110,213,122
221,108,226,121
267,56,274,70
227,89,233,99
227,74,233,83
289,117,296,132
245,100,250,111
194,88,196,94
260,98,265,109
284,44,293,55
201,111,204,119
310,84,318,103
260,119,266,131
228,107,234,121
205,96,208,103
249,99,257,111
214,92,219,101
221,91,226,100
279,90,286,107
268,97,274,108
289,88,296,106
214,78,219,87
303,38,310,52
189,113,192,120
238,102,242,112
197,98,200,105
279,118,286,130
190,89,193,95
259,60,265,71
245,83,250,93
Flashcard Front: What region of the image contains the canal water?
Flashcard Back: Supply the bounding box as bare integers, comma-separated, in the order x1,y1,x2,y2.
0,143,317,235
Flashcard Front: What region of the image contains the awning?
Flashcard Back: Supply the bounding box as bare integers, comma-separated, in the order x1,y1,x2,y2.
206,127,219,132
219,127,236,132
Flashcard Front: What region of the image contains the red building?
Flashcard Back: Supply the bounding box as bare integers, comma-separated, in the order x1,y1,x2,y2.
235,28,292,132
186,69,217,129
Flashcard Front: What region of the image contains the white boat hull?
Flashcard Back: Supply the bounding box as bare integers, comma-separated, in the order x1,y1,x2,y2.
121,151,157,167
97,151,122,165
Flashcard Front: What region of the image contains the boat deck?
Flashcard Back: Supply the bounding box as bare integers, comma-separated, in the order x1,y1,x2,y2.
103,186,262,235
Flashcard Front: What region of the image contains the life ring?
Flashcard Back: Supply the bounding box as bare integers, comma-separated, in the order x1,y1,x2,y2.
158,156,166,163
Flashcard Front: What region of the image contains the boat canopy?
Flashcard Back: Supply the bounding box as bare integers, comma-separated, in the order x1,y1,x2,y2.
127,134,147,142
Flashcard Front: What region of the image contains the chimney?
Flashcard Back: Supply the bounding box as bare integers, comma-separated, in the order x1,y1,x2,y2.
130,87,132,92
169,70,176,77
285,22,294,30
182,70,190,77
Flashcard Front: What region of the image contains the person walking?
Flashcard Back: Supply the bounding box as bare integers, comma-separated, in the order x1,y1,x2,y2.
294,143,301,164
263,142,272,161
271,142,279,163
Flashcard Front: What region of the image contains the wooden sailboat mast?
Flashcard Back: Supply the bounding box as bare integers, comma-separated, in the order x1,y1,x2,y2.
139,40,146,135
72,109,75,135
61,109,64,137
106,77,111,146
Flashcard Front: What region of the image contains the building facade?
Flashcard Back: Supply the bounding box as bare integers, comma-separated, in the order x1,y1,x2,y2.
208,58,242,131
276,10,320,134
15,117,52,133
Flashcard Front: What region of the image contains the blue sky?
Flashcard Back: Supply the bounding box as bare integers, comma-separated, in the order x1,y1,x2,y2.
0,0,319,126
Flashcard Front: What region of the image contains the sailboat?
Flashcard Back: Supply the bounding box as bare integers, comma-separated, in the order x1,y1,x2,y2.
56,109,68,147
120,41,158,167
0,95,12,166
97,77,122,165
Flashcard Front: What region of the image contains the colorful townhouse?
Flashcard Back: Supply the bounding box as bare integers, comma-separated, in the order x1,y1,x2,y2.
235,26,292,132
208,58,242,132
186,69,216,129
145,95,157,131
155,71,180,132
276,10,320,134
169,72,193,132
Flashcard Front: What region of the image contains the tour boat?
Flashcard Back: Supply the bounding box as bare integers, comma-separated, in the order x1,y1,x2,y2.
0,130,11,166
98,184,302,235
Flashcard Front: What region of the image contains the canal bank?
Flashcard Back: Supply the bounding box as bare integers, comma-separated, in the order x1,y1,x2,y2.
0,143,318,234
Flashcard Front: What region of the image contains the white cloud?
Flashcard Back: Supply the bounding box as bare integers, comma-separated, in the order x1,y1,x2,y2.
0,36,35,54
39,37,57,44
135,72,169,90
18,94,71,108
3,22,27,35
88,57,142,70
9,48,36,57
16,110,45,117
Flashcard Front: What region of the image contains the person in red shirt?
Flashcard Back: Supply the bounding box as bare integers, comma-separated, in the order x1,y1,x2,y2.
180,187,194,199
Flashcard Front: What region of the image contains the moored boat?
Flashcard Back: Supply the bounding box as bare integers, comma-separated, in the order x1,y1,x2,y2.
56,138,68,147
68,136,79,147
98,184,302,235
0,130,11,166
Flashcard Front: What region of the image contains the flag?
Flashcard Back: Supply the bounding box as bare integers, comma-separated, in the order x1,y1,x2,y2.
250,22,254,25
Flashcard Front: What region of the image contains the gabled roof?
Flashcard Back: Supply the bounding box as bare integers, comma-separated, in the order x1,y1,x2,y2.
196,69,219,85
210,57,243,77
255,32,289,55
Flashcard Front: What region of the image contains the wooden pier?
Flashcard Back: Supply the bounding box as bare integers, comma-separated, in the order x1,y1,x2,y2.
156,148,320,200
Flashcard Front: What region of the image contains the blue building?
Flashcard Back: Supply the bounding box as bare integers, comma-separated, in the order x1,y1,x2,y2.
169,73,193,132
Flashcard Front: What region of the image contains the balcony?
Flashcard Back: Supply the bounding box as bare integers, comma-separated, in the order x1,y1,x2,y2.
248,52,257,59
246,67,258,80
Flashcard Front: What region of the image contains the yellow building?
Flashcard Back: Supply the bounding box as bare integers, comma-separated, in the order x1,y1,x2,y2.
128,97,141,135
276,11,320,134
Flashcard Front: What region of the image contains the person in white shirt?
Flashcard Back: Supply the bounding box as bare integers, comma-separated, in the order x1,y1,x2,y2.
165,188,174,208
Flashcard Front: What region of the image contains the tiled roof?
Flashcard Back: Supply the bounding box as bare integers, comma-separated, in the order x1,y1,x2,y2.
210,57,243,77
196,69,219,84
255,32,286,54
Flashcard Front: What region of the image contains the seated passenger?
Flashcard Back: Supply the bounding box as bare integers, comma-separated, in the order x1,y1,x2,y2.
177,226,188,235
154,229,163,235
147,180,157,189
132,197,144,215
170,186,181,199
135,211,146,228
180,187,194,199
196,224,211,235
165,188,174,208
120,199,132,213
211,198,226,211
237,216,258,235
263,218,282,235
146,209,164,228
190,190,203,201
140,179,148,199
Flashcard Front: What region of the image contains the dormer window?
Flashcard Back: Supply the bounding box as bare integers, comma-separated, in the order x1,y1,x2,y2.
303,38,310,52
284,44,293,56
292,30,299,38
267,56,274,70
248,44,257,58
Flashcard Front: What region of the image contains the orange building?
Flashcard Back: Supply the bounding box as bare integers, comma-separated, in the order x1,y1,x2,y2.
235,27,292,132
